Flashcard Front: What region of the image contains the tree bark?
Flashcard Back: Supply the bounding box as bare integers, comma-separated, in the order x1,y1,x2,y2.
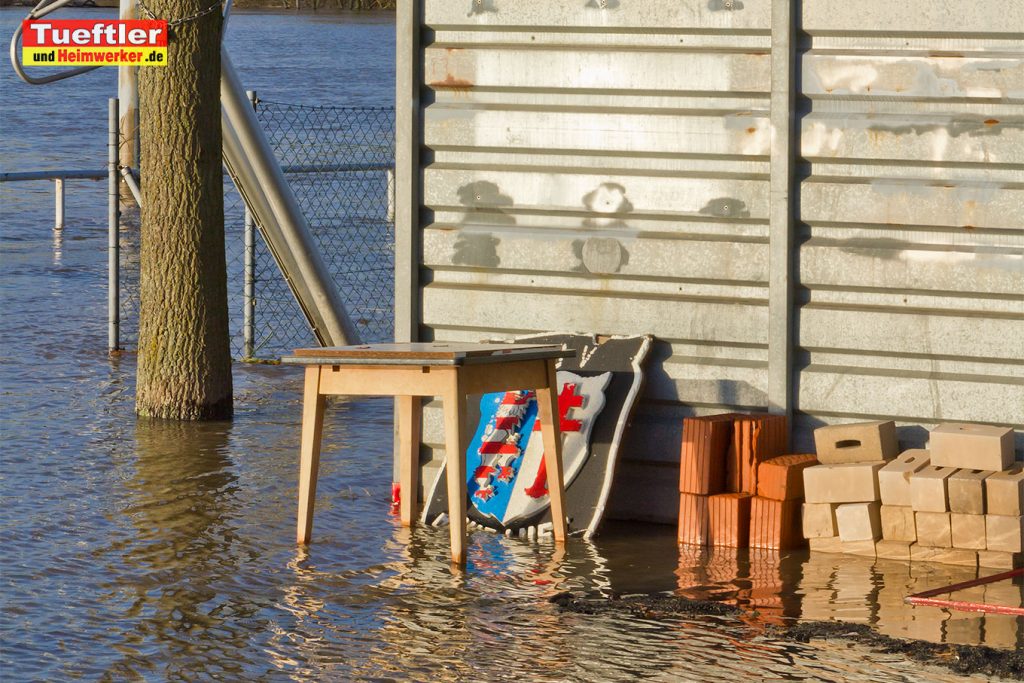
136,1,233,420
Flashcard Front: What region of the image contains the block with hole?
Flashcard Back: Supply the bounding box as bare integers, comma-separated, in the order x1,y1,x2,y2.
878,449,930,507
813,420,899,465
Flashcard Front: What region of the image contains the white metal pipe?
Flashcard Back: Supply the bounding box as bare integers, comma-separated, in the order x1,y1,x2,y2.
54,178,64,231
108,98,120,353
118,166,142,207
242,90,257,360
220,49,360,347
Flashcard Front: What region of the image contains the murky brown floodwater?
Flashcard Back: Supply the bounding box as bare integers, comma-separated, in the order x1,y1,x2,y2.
1,8,1021,682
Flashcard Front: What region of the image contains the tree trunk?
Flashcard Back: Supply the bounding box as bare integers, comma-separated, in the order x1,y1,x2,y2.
136,1,233,420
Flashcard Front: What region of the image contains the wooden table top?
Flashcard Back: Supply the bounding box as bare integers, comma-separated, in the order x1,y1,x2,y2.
281,342,574,366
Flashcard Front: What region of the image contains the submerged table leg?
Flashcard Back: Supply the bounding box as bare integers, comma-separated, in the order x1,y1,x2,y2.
444,371,469,566
537,359,568,542
398,394,422,527
297,366,326,545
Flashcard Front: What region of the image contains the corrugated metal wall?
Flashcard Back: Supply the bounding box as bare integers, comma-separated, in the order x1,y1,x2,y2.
397,0,1023,524
794,1,1023,454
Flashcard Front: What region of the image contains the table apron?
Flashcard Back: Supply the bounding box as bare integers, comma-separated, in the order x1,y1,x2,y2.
313,360,553,398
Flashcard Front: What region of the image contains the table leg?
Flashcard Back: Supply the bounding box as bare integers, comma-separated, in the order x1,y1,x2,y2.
537,359,568,542
443,371,468,566
297,366,326,545
398,395,421,527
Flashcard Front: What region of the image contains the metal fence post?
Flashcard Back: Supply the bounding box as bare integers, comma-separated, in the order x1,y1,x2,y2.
108,98,121,353
243,89,257,359
54,178,64,231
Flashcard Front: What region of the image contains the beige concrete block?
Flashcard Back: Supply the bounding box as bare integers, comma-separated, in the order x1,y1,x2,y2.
950,513,987,550
915,511,952,547
803,462,884,504
910,543,978,568
977,550,1024,569
929,423,1014,471
802,502,838,539
876,539,913,561
948,468,992,515
836,502,881,541
985,514,1024,553
878,449,930,506
880,505,917,542
910,466,956,512
842,540,877,557
814,420,899,464
985,463,1024,517
808,536,844,554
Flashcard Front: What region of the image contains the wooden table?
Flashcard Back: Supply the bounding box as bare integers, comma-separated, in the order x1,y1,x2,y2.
282,342,575,565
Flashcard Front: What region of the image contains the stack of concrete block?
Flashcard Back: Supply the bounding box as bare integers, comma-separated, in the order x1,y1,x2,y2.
802,421,899,557
876,449,929,560
808,420,1021,569
906,456,979,567
927,423,1020,569
678,413,787,548
892,423,1020,569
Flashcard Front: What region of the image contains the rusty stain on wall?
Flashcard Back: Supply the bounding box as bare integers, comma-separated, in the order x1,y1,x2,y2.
429,74,475,95
865,118,1018,139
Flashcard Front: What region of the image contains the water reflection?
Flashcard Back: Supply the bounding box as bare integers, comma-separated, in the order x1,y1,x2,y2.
674,542,1023,649
103,418,258,679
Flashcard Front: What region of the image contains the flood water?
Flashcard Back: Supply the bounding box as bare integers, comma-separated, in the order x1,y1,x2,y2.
1,9,1020,681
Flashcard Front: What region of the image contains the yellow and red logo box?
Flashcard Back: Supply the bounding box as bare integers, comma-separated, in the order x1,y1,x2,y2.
22,19,168,67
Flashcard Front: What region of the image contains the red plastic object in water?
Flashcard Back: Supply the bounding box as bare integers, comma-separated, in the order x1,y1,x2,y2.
390,482,401,514
905,568,1024,616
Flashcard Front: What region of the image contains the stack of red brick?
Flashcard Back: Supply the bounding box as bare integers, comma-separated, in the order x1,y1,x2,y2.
678,413,815,550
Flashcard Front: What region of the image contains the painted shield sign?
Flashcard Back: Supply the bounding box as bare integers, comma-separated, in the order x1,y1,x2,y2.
422,334,652,537
465,371,610,528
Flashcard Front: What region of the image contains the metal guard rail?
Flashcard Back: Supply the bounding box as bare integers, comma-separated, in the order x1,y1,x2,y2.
10,0,103,86
1,169,105,182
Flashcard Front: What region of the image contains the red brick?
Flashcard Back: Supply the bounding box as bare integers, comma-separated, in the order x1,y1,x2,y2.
708,492,752,547
750,496,805,550
727,414,788,494
679,416,734,494
677,493,710,546
756,453,819,501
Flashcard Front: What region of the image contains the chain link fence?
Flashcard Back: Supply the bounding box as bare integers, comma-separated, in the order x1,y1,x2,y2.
120,101,395,359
